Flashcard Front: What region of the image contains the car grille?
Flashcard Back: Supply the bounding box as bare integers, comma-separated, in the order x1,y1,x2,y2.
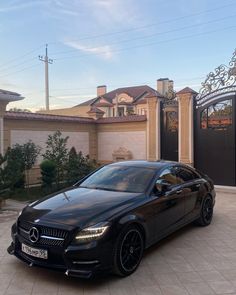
18,220,69,247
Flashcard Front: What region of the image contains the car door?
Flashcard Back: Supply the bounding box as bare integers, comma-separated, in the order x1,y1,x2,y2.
151,167,185,238
174,166,202,221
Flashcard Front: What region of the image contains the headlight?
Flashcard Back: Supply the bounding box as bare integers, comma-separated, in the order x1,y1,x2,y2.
74,222,109,243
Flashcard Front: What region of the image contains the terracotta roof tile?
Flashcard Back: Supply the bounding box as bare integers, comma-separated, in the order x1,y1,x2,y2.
4,111,146,124
76,85,162,107
87,107,105,114
4,111,94,123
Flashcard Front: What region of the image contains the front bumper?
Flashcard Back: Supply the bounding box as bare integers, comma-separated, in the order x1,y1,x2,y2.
8,225,114,279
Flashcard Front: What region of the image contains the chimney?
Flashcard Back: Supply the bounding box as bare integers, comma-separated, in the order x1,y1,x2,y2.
97,85,107,97
157,78,174,96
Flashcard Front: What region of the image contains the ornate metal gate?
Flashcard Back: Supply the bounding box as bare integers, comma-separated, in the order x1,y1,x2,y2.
161,100,178,161
194,49,236,185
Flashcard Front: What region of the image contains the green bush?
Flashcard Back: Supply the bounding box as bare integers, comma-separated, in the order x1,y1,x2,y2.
0,147,25,190
43,131,69,189
40,160,56,192
65,147,98,185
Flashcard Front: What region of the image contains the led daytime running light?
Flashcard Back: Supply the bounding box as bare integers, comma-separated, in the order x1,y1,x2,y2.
75,226,108,240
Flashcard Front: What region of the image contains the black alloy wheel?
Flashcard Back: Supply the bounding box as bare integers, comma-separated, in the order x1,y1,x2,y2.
195,196,214,226
113,225,144,276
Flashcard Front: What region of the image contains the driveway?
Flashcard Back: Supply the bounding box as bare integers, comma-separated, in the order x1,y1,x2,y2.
0,192,236,295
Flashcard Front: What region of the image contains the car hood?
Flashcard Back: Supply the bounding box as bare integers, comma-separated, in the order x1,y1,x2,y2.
21,187,143,228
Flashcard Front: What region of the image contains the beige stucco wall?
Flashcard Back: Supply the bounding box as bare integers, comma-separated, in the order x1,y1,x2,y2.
4,118,97,184
37,106,90,117
3,116,148,183
4,118,97,158
10,130,89,163
98,131,146,161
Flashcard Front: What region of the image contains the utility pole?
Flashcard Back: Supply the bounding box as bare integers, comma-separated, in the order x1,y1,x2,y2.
39,44,53,110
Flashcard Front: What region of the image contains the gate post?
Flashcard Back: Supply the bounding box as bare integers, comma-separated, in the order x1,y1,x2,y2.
177,87,197,166
146,96,161,161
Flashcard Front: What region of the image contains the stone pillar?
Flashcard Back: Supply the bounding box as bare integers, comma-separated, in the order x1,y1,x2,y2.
177,87,197,166
146,96,161,161
0,90,23,155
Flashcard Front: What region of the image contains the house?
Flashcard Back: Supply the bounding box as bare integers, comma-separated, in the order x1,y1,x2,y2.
38,78,174,118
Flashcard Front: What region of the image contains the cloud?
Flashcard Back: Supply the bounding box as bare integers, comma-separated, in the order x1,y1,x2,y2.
64,40,113,60
0,0,47,13
84,0,139,26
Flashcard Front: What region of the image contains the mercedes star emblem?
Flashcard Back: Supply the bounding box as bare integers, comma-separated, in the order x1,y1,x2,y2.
29,227,39,243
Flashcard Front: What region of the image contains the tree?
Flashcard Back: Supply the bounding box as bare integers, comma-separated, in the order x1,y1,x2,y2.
1,146,25,190
0,142,41,193
43,131,69,188
65,147,80,185
40,160,56,193
21,141,41,192
65,147,98,185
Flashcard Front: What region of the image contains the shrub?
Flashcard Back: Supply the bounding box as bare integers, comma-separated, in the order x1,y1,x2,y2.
43,131,69,188
40,160,56,192
1,146,25,190
65,147,98,185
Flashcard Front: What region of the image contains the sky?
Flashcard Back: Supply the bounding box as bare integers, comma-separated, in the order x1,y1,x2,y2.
0,0,236,111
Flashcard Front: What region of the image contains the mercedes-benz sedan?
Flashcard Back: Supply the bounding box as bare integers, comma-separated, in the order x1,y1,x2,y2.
8,161,215,278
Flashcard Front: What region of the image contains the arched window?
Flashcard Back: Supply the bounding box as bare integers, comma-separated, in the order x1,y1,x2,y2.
200,99,232,130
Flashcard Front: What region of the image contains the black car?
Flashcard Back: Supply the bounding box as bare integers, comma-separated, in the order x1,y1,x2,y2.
8,161,215,278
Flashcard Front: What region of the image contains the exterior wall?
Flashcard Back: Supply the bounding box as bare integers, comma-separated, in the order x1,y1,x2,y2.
97,121,147,162
4,118,96,184
10,130,89,163
37,106,90,117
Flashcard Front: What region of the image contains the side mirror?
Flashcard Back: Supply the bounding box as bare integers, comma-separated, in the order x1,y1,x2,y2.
155,179,171,193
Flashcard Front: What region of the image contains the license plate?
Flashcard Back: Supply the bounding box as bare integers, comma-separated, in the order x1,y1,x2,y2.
21,243,48,260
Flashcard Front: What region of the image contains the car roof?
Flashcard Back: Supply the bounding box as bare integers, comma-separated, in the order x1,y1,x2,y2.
108,160,180,170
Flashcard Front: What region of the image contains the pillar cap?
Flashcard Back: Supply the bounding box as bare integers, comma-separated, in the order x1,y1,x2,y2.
176,87,198,95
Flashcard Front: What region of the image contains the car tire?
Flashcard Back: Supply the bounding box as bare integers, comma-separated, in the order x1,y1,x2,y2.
113,225,144,277
195,195,214,226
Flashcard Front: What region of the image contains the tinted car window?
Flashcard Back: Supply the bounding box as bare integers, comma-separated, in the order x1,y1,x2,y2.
176,167,198,182
80,165,156,193
157,168,178,185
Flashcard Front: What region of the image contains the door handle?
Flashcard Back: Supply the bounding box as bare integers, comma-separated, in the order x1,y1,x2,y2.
176,189,183,194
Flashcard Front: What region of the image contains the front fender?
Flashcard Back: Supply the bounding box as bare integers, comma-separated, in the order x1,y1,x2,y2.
117,214,148,247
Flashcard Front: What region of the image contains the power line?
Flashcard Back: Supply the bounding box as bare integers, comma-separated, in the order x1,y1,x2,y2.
0,57,36,73
1,1,234,74
49,0,235,48
54,24,236,61
0,63,39,79
0,45,44,69
47,77,205,94
52,13,236,57
1,13,233,76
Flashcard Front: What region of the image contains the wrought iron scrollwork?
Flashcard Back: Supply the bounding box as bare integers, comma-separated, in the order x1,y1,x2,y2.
196,49,236,107
200,49,236,94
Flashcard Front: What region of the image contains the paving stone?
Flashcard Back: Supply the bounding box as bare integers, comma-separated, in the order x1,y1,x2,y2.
0,192,236,295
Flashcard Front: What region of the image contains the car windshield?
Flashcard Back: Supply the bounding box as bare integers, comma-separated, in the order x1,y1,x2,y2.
79,165,156,193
